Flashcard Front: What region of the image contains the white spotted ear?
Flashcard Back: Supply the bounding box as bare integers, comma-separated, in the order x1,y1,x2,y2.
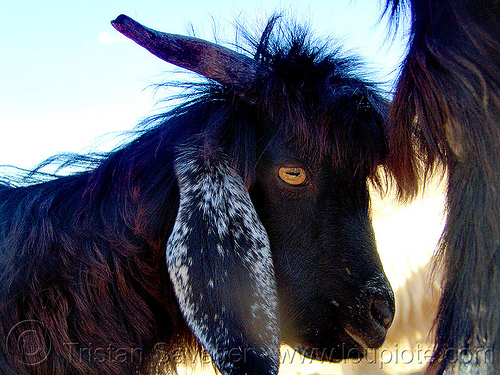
166,147,280,375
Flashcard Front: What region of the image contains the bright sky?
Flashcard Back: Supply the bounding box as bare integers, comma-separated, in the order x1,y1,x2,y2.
1,0,409,171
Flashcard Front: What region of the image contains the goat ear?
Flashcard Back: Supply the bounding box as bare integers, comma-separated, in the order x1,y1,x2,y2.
166,147,280,375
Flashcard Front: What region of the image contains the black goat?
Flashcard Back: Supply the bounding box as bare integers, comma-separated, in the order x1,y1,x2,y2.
0,16,394,375
384,1,500,374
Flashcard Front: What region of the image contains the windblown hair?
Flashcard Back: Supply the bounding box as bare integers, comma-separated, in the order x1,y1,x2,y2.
0,16,392,375
384,1,500,373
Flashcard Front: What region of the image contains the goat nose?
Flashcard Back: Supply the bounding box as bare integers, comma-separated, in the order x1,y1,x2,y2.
370,296,395,330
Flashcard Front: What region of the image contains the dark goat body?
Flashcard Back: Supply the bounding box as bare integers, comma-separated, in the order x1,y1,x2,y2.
0,17,394,375
384,0,500,374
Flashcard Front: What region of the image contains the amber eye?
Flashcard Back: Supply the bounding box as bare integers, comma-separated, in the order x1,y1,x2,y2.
278,167,308,186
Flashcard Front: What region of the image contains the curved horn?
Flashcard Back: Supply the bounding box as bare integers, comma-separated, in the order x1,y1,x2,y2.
111,14,258,96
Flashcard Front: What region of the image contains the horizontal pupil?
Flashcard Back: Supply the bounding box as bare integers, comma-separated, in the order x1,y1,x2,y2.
278,167,307,186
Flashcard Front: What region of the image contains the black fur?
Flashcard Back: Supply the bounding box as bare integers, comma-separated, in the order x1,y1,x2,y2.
0,17,394,374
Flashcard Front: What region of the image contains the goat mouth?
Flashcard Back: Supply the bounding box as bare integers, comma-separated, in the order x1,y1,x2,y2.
343,328,370,350
343,321,388,350
282,317,373,361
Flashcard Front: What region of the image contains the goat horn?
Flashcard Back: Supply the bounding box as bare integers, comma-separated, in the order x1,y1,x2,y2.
111,14,259,97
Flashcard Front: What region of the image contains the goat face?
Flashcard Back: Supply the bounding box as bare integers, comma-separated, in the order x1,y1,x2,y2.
113,14,394,375
251,132,394,361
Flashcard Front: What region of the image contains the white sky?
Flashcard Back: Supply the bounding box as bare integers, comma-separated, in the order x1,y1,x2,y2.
0,0,409,171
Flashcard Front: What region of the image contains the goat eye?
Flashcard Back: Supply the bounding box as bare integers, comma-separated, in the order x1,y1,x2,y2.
278,167,308,186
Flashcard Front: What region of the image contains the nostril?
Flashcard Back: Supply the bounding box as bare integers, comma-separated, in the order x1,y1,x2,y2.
370,298,395,330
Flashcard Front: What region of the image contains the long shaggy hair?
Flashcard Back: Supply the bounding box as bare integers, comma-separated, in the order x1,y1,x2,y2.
0,16,392,375
384,1,500,373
